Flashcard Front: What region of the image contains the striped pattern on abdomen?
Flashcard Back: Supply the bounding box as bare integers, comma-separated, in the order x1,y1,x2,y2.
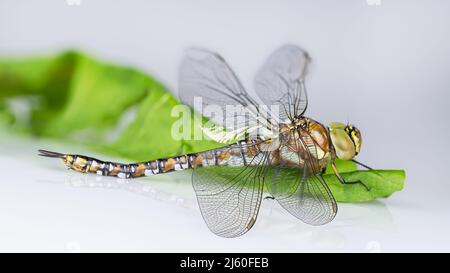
64,154,192,178
39,140,263,179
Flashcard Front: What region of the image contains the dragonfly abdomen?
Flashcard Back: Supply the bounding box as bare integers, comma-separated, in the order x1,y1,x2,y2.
192,140,263,168
86,155,192,178
38,150,193,179
38,140,259,179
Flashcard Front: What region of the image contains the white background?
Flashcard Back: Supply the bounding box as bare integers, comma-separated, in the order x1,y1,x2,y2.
1,0,449,252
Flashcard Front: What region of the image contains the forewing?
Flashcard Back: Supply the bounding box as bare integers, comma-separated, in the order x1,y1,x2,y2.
254,45,310,121
192,142,268,237
179,48,274,143
267,131,337,225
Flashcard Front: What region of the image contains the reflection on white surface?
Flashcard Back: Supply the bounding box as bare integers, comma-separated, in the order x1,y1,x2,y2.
0,132,407,252
0,132,450,252
39,172,396,228
37,174,198,211
34,170,397,252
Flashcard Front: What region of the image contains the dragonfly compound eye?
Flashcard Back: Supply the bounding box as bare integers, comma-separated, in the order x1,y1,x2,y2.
345,125,362,155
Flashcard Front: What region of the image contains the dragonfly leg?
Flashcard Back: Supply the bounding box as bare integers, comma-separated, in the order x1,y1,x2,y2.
264,195,275,200
331,162,370,191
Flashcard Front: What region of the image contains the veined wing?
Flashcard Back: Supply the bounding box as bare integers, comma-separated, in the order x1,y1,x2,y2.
179,48,276,143
267,131,337,225
192,141,269,238
254,45,310,121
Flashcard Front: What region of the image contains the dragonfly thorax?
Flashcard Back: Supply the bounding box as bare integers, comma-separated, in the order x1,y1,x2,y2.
276,118,363,164
278,116,332,164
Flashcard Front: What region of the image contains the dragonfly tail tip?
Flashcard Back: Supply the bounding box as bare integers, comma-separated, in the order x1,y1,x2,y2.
38,149,65,159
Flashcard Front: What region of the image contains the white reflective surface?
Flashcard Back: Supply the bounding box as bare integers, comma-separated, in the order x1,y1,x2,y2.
0,132,449,252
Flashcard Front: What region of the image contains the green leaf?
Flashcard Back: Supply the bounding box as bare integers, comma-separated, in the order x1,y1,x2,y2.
324,160,405,202
325,158,357,173
324,169,405,202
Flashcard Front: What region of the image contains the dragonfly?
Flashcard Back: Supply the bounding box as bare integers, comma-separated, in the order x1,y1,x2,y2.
39,45,372,238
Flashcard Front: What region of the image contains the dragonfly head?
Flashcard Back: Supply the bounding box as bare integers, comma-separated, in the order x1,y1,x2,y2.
329,122,362,160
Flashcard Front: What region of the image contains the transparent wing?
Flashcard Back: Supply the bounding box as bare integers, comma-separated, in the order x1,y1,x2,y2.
254,45,311,121
267,131,337,225
179,48,275,143
192,142,269,238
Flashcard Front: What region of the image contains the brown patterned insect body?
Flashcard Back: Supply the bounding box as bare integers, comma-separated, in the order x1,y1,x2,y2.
39,45,371,238
39,139,267,179
41,117,340,180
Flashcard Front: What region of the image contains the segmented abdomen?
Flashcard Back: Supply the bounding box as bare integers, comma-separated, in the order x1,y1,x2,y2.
63,140,261,178
66,154,192,178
